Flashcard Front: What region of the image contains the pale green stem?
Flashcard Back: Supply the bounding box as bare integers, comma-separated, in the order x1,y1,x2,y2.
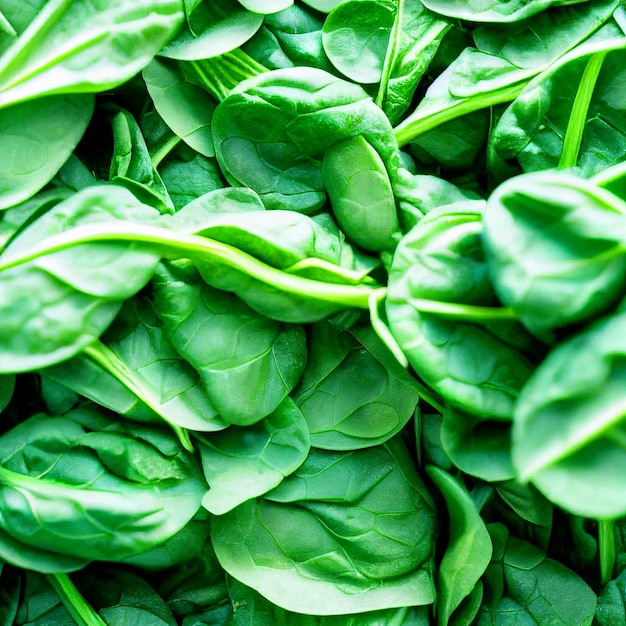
83,341,193,452
151,134,182,168
375,0,404,109
558,51,607,170
599,518,616,586
0,222,377,309
47,573,107,626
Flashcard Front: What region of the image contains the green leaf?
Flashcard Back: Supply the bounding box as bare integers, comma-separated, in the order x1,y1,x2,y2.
0,409,205,570
321,134,399,251
427,466,492,626
0,186,162,372
212,66,397,213
513,308,626,519
153,263,307,426
293,322,420,450
199,398,310,514
394,1,622,146
322,0,396,84
237,0,293,13
386,204,535,420
227,576,431,625
492,38,626,175
421,0,595,23
0,0,184,109
143,58,215,157
478,525,597,625
483,171,626,339
212,439,436,615
0,94,93,210
159,0,263,61
440,406,515,482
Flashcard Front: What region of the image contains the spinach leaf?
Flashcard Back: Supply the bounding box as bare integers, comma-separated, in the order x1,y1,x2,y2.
153,262,307,426
483,171,626,340
440,405,516,482
106,105,174,214
0,0,183,109
477,524,597,625
427,466,492,626
158,0,263,61
421,0,593,23
382,0,450,125
158,153,224,210
492,35,626,175
0,94,94,210
293,322,420,450
394,0,621,146
76,567,178,626
199,397,309,515
322,0,396,85
237,0,293,13
0,407,205,572
227,576,431,625
245,4,334,73
212,66,398,213
212,438,436,615
321,134,400,251
41,294,227,434
143,57,216,158
596,567,626,625
0,185,162,372
513,307,626,519
386,204,535,420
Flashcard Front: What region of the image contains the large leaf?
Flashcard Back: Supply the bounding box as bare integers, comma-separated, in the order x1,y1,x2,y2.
0,408,205,572
0,94,93,210
212,439,436,615
483,171,626,339
0,0,184,108
513,308,626,519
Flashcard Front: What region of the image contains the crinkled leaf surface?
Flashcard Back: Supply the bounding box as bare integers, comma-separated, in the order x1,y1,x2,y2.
293,322,419,450
0,409,205,571
200,397,309,515
153,263,307,425
483,171,626,339
212,438,436,615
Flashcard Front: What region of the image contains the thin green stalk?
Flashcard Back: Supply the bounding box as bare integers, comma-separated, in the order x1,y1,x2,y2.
408,297,517,321
599,518,616,586
151,134,182,168
0,222,378,309
188,49,267,101
47,573,107,626
394,82,526,147
83,341,194,452
558,51,607,170
0,0,73,78
0,10,16,37
368,288,409,367
375,0,403,109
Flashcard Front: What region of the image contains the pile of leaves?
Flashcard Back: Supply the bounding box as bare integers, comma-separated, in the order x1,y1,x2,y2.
1,0,626,624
